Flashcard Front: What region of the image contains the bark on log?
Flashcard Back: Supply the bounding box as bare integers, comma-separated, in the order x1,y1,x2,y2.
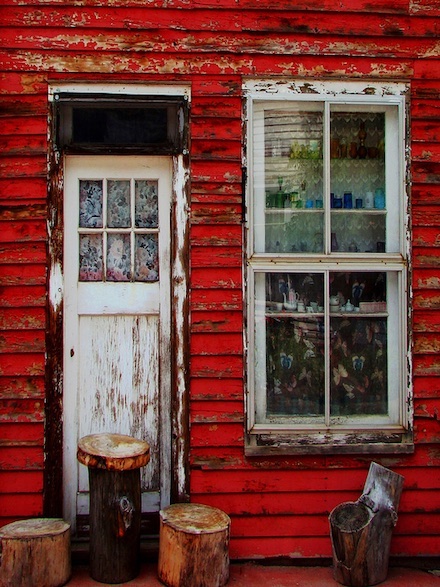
329,462,404,587
0,518,71,587
88,468,141,583
77,433,150,584
158,503,231,587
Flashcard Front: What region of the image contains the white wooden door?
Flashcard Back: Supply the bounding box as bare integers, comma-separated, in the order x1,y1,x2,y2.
63,156,172,530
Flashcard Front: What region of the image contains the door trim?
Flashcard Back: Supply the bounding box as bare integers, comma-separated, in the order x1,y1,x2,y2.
45,85,190,523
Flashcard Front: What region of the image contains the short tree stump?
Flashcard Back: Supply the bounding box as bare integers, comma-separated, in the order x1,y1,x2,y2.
0,518,71,587
158,503,231,587
329,462,404,587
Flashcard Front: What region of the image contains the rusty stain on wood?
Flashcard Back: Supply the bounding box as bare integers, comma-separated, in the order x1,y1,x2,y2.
43,105,64,518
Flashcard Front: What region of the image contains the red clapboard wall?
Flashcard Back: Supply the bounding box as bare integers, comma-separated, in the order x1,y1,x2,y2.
0,0,439,561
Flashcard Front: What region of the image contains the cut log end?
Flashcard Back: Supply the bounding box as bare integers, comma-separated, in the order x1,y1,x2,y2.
158,503,231,587
77,433,150,471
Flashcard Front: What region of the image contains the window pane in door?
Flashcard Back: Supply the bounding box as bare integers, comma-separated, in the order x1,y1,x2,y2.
107,234,131,281
79,180,103,228
79,234,103,281
135,180,158,228
107,180,131,228
135,234,159,281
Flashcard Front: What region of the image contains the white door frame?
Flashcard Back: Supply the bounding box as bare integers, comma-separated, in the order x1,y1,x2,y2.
47,84,190,530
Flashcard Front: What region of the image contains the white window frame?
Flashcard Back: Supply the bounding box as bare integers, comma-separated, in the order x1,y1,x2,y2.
244,80,412,455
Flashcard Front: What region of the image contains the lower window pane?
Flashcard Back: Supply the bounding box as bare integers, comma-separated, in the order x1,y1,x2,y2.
255,272,325,423
330,316,387,416
266,315,325,417
253,270,399,428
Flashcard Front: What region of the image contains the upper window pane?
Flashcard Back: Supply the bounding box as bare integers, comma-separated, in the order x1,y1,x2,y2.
253,103,324,254
330,109,386,253
252,101,401,256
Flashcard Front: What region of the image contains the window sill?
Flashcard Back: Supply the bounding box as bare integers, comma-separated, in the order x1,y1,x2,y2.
245,430,414,456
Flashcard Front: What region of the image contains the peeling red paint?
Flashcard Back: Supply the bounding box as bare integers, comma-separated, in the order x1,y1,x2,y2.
0,0,439,563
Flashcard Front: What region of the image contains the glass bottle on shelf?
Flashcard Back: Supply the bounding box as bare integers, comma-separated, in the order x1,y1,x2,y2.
357,121,367,159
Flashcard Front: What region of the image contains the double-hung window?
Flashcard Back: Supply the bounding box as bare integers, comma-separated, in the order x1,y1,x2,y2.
245,80,412,454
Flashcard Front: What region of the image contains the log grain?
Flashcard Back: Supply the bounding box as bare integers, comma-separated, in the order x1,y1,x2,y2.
0,518,71,587
158,503,230,587
77,432,150,471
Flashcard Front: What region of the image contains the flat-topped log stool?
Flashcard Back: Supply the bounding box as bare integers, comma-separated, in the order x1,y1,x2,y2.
0,518,71,587
77,433,150,584
158,503,231,587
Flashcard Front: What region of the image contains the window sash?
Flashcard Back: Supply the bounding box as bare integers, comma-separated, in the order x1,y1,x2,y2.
250,100,404,259
248,266,407,433
245,82,409,441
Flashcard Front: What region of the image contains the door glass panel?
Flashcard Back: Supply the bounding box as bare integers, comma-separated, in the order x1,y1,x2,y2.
135,180,159,228
107,180,131,228
79,234,103,281
107,234,131,281
79,180,103,228
330,111,386,253
135,234,159,281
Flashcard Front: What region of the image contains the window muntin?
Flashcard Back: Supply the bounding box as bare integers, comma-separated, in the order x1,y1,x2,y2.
246,82,409,451
78,178,159,283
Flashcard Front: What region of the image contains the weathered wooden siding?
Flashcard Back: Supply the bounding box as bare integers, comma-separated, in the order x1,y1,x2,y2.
0,76,47,525
0,0,439,560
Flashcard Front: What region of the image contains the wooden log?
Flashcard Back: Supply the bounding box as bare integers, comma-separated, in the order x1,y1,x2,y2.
0,518,71,587
77,432,150,472
329,462,404,587
77,433,150,584
158,503,231,587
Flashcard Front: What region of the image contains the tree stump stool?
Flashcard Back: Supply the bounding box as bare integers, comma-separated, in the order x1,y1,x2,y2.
0,518,71,587
329,462,404,587
77,433,150,584
158,503,231,587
